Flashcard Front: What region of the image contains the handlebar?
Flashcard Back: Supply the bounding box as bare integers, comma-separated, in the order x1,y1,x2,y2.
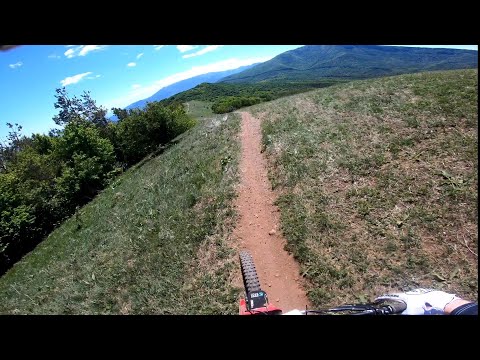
377,298,408,314
281,299,407,315
238,250,408,315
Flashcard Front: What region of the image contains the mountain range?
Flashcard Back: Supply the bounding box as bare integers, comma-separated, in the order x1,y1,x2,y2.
220,45,478,83
118,45,477,117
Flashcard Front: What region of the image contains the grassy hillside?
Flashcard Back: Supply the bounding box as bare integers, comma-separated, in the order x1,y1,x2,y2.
251,69,478,307
222,45,478,83
161,80,343,104
184,100,214,119
161,80,345,114
0,112,242,314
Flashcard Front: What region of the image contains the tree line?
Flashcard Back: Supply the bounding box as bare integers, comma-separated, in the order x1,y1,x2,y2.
159,80,346,114
0,88,195,274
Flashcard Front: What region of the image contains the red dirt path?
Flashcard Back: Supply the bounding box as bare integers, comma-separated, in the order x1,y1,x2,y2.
233,112,311,312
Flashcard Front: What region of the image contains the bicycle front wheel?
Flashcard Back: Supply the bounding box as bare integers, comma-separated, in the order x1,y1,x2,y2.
239,250,261,294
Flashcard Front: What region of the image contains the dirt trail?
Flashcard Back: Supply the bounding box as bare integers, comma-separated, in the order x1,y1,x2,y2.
233,112,311,311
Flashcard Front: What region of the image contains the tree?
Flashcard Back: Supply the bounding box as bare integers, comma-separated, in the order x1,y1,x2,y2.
53,122,116,211
0,123,31,172
1,90,120,274
0,147,56,274
112,107,129,121
52,87,108,129
115,102,195,166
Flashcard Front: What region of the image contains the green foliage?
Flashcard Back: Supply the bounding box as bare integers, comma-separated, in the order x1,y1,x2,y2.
53,87,108,128
0,123,116,273
211,96,262,113
0,90,196,275
54,122,114,164
0,167,53,271
31,133,55,155
111,107,129,121
116,102,196,166
53,122,116,211
160,80,344,114
0,123,32,172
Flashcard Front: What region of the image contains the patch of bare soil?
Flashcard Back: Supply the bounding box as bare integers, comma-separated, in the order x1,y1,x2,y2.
233,112,311,311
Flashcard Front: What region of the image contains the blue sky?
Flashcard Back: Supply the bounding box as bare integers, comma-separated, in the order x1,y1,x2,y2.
0,45,477,140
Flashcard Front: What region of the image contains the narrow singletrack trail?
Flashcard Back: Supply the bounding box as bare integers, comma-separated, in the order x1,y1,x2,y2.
233,111,311,311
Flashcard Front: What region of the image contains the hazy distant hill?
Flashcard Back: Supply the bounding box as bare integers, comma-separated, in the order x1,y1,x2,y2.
220,45,478,83
124,64,258,111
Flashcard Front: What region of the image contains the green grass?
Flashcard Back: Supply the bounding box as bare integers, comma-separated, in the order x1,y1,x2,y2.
0,112,242,314
185,100,214,120
251,69,478,307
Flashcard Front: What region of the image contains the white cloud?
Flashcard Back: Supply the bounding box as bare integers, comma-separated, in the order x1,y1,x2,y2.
104,56,271,110
8,61,23,69
136,53,144,59
183,45,223,59
176,45,198,53
127,62,136,67
154,45,164,51
64,48,76,58
79,45,103,56
132,84,141,89
64,45,106,58
48,54,61,59
60,72,93,86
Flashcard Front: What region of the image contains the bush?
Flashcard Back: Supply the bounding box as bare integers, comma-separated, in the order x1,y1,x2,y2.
116,103,195,166
53,122,116,211
211,96,262,114
0,173,39,271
